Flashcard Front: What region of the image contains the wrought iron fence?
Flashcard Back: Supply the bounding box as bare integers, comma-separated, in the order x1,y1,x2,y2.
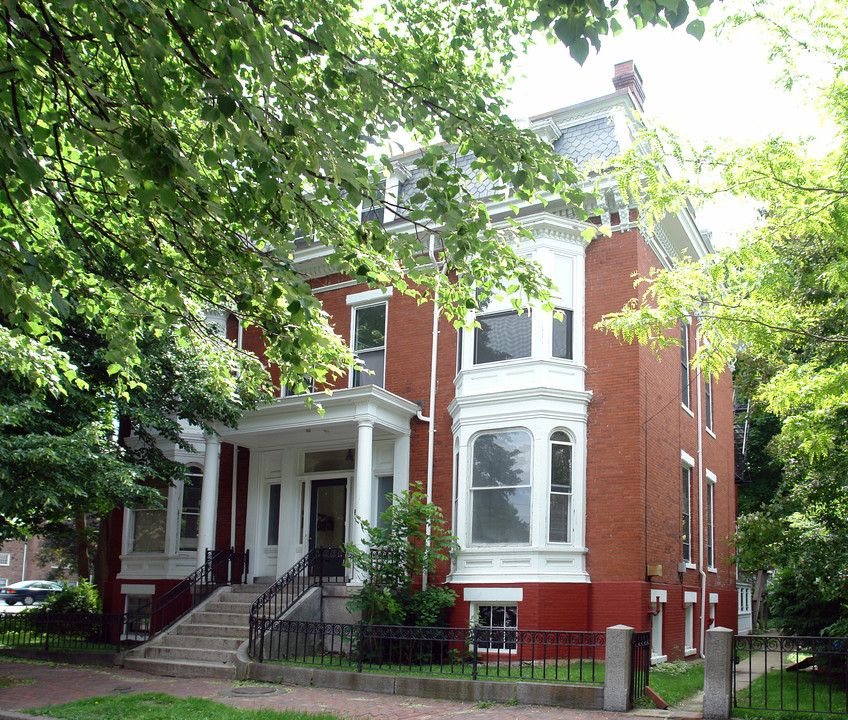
252,619,605,684
630,630,651,701
0,611,137,653
734,634,848,715
0,547,249,654
249,547,346,660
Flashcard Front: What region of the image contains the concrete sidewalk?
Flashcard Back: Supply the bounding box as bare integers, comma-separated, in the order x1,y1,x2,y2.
0,659,685,720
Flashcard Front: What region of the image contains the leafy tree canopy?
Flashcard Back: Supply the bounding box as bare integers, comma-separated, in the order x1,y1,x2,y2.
598,0,848,623
2,0,713,406
0,315,252,539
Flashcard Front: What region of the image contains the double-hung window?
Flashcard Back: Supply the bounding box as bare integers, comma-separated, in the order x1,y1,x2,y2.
353,303,387,387
705,375,713,430
131,491,167,553
551,254,574,360
681,466,691,563
475,604,518,650
549,431,572,543
474,309,531,364
681,322,691,408
473,280,532,365
552,309,574,360
178,466,203,552
470,430,531,544
706,478,715,568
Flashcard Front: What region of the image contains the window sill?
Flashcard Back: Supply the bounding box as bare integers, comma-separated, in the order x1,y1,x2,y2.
651,655,668,665
684,562,697,570
708,567,717,574
685,648,697,658
681,404,695,418
706,428,716,439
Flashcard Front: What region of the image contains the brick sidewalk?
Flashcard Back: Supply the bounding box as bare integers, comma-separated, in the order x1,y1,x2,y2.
0,660,676,720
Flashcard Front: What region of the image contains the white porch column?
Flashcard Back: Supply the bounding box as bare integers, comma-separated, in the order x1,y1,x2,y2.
392,432,411,496
196,435,222,567
351,420,374,582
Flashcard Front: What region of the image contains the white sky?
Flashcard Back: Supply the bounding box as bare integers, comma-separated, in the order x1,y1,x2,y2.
504,12,835,248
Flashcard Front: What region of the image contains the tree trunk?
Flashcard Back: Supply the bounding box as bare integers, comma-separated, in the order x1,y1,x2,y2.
751,569,768,631
92,512,110,596
74,511,90,580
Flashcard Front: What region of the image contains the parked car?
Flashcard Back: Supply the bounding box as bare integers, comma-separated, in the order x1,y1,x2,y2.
0,580,63,605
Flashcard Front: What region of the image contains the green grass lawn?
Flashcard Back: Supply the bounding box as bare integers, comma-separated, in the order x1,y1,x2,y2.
27,693,344,720
269,656,604,684
735,666,848,719
633,660,704,709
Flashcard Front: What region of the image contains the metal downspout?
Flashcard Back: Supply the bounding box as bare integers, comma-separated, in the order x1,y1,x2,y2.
420,235,441,591
695,322,707,657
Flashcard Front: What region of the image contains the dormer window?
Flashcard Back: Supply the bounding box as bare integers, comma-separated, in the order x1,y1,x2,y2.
360,184,385,224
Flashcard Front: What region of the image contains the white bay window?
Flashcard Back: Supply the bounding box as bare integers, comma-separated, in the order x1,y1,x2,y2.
471,430,531,544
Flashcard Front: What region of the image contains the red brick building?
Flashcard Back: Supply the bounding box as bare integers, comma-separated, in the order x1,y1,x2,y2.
105,62,736,663
0,538,78,587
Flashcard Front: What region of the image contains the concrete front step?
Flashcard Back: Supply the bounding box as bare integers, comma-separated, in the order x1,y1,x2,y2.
125,656,235,679
230,583,269,594
190,610,249,627
177,623,247,639
204,600,255,613
162,634,242,651
145,645,238,664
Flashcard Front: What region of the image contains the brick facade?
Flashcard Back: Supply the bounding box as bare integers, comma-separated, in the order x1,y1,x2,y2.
0,537,78,587
105,65,737,661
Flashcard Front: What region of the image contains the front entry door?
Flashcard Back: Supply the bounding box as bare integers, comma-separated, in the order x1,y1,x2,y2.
309,479,347,577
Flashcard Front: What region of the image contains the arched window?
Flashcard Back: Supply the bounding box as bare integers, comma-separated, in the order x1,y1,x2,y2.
471,430,531,544
549,431,572,543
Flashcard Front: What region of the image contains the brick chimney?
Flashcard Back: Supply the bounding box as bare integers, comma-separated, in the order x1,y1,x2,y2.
612,61,645,111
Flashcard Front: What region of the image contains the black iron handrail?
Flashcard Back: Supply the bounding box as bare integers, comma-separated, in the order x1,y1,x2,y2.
248,547,345,660
129,547,249,637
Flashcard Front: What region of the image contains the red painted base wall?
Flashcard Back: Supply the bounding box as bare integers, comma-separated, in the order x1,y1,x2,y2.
449,581,737,661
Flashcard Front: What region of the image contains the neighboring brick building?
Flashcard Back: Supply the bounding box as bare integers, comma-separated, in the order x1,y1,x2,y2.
104,62,736,663
0,538,78,587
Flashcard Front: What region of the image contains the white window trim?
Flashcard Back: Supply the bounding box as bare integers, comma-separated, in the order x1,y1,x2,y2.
469,600,520,653
349,300,388,388
704,374,713,431
681,463,692,564
0,552,10,566
681,321,691,409
346,288,393,306
684,594,697,656
650,589,666,664
705,470,717,570
464,587,524,602
548,429,574,545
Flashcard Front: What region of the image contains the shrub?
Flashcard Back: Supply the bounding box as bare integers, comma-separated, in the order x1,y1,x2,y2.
344,491,458,627
38,580,101,614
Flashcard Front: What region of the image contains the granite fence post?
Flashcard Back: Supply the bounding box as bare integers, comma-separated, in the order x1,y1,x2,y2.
703,626,734,719
602,624,633,713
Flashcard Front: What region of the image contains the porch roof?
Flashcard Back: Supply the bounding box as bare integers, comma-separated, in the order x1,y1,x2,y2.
215,385,419,450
